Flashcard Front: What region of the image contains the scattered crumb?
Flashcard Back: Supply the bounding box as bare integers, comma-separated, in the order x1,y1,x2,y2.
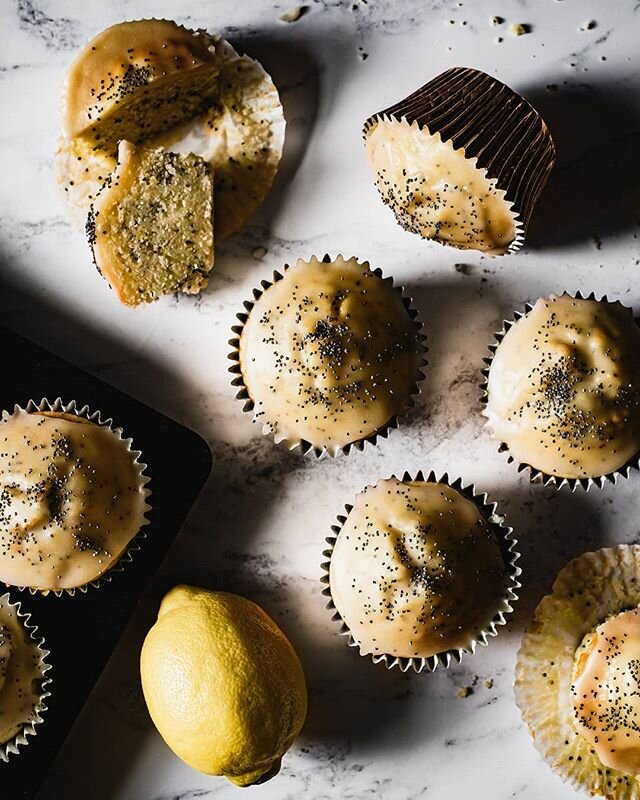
546,83,559,92
472,674,480,687
593,235,602,251
579,20,597,31
460,20,467,26
484,678,494,689
447,19,455,25
454,263,472,275
510,23,530,36
279,5,309,23
358,47,368,61
457,686,473,698
490,15,504,26
495,36,503,43
252,246,267,260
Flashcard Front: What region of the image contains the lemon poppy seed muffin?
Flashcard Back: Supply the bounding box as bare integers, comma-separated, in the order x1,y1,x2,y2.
516,546,640,800
62,19,220,154
87,141,214,306
236,256,423,455
484,294,640,481
329,478,509,660
0,408,149,592
364,68,555,255
0,595,49,751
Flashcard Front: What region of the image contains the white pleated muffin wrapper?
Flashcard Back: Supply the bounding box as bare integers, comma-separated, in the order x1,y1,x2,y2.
0,592,52,762
227,255,428,459
479,291,640,492
55,27,285,240
0,398,152,597
515,546,640,800
320,470,521,673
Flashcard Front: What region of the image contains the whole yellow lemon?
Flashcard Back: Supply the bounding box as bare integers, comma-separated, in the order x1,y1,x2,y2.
140,585,307,786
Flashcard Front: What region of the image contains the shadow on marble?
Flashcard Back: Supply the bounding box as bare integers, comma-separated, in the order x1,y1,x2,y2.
521,77,640,251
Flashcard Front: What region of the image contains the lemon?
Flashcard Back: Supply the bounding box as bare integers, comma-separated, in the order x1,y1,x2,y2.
140,585,307,786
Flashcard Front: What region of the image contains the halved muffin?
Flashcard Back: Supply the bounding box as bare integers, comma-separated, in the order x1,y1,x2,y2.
87,141,214,306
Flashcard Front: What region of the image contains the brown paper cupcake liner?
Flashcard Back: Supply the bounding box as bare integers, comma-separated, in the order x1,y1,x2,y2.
515,545,640,800
363,66,556,253
227,255,428,459
0,592,52,762
1,398,152,596
480,292,640,491
320,470,521,673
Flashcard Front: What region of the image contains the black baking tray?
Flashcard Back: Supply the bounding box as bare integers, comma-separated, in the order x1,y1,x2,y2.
0,324,213,799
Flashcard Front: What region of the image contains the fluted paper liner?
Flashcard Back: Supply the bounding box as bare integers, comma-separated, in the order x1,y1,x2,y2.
480,292,640,491
0,592,52,762
515,545,640,800
228,255,428,459
0,398,152,596
320,470,521,673
363,66,556,253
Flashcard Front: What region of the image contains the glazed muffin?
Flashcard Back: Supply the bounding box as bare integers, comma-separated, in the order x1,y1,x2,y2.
232,256,425,456
0,594,50,756
62,19,220,154
0,405,149,592
516,546,640,800
364,67,555,255
87,141,214,306
327,477,514,664
483,294,640,483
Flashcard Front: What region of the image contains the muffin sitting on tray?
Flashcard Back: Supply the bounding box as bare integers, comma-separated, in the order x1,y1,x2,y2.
0,402,150,593
483,293,640,486
364,67,555,254
229,255,426,457
56,19,285,305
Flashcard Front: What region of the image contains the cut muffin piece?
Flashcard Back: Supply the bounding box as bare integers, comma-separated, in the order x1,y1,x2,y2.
87,141,214,306
63,19,220,155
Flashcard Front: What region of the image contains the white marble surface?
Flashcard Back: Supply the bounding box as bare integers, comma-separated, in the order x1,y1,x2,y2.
1,0,640,798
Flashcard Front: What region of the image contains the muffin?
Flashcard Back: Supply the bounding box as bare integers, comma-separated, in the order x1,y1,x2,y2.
57,25,284,241
483,294,640,487
0,593,51,760
323,474,519,671
229,255,426,457
62,19,220,154
364,67,555,255
87,141,214,306
515,546,640,800
0,402,150,592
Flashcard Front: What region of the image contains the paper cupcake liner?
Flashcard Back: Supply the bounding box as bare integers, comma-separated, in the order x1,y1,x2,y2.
363,66,556,253
0,592,52,762
1,398,152,596
320,470,521,673
515,545,640,800
480,291,640,491
227,255,428,459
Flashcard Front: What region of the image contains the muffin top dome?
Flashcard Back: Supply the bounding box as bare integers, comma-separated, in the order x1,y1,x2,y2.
484,294,640,480
329,478,507,659
0,409,149,591
572,608,640,777
237,256,422,455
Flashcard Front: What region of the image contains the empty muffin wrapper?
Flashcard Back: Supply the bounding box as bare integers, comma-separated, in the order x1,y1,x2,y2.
515,545,640,800
0,592,52,762
227,255,428,459
320,470,521,673
480,291,640,491
1,398,152,597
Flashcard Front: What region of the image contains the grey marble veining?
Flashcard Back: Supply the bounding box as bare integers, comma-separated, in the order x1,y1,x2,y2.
1,0,640,798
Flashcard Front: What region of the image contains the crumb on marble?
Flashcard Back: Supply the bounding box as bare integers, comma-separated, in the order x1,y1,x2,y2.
484,678,494,689
252,246,267,260
579,20,597,31
279,5,309,23
490,16,504,26
454,263,472,275
510,23,530,36
457,686,474,698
